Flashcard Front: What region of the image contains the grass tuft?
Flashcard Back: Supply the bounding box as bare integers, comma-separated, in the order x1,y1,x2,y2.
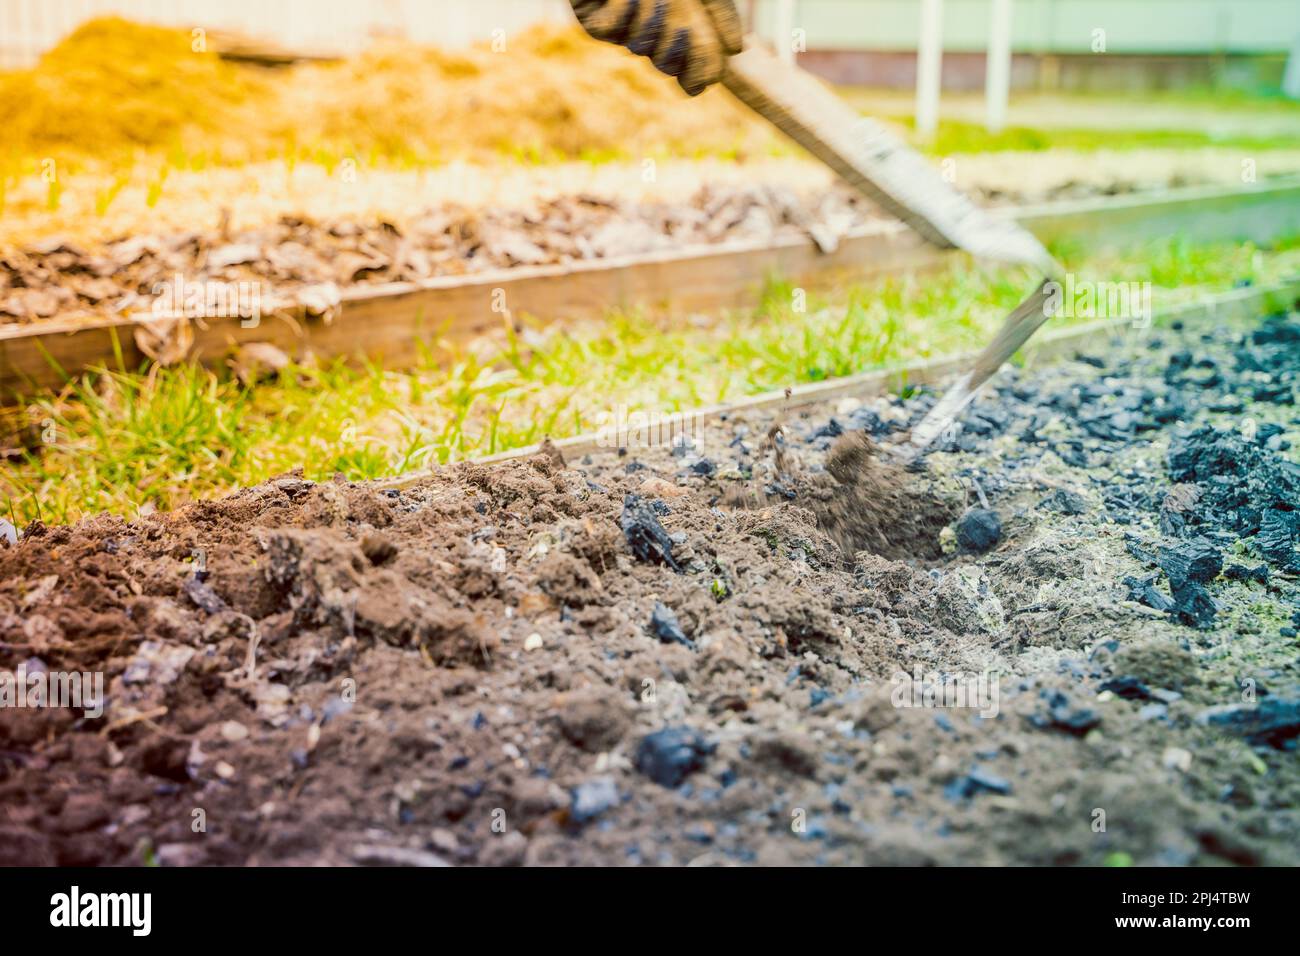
3,235,1298,524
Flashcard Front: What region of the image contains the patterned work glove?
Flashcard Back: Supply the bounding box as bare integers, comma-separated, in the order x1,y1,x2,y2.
570,0,743,95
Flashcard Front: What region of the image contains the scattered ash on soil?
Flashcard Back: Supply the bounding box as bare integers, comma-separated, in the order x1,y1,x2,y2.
3,308,1300,866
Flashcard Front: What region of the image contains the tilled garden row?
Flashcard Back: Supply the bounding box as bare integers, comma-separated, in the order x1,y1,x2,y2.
1,304,1298,866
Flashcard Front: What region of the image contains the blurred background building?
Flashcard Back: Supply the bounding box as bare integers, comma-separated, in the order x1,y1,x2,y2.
761,0,1300,92
2,0,1298,93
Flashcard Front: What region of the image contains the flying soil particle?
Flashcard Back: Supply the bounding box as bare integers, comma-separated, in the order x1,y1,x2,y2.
538,437,566,470
801,432,958,562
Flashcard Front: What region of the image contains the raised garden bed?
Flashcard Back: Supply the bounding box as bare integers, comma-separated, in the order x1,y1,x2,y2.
3,287,1298,866
4,178,1298,399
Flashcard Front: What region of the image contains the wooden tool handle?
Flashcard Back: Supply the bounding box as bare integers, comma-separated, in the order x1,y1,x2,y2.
722,43,1059,274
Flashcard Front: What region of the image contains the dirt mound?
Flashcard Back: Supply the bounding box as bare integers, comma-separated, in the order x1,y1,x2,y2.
0,18,260,162
2,311,1299,867
270,23,766,163
0,455,894,865
0,18,768,169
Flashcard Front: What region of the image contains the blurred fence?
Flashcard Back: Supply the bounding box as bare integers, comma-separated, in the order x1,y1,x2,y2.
753,0,1300,55
4,0,1296,94
0,0,572,68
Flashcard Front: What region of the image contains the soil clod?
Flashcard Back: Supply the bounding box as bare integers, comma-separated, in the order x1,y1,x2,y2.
620,494,681,570
1159,537,1223,589
634,727,715,788
182,576,228,615
569,777,621,824
1200,698,1300,750
650,601,693,648
955,507,1002,554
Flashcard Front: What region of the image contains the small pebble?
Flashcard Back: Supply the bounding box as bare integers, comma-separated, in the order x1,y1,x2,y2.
1162,747,1192,772
955,507,1001,554
570,777,620,823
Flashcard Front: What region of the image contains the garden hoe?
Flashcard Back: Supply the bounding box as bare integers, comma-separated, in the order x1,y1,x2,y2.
720,41,1064,455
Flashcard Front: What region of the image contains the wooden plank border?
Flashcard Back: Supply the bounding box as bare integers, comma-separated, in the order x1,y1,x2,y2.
3,177,1299,398
374,277,1300,485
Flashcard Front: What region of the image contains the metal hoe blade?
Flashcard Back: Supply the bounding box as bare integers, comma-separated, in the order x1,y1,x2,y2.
721,43,1064,453
905,278,1056,454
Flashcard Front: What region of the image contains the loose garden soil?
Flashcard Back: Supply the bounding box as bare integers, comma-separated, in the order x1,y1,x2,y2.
2,305,1298,866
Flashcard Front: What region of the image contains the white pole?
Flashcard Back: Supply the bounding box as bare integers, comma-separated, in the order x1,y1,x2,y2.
916,0,944,139
986,0,1012,131
775,0,795,65
1283,32,1300,100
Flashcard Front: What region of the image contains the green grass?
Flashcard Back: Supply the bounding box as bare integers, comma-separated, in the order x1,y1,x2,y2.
4,235,1299,525
834,85,1300,155
911,119,1300,156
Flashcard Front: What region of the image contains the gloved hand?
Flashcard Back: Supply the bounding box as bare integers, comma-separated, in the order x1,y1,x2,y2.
570,0,743,95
